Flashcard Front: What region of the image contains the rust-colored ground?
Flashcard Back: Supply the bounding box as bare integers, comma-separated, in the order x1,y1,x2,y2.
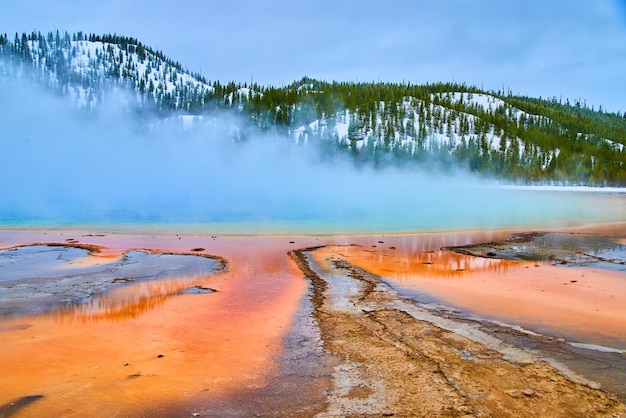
0,231,314,416
1,227,624,417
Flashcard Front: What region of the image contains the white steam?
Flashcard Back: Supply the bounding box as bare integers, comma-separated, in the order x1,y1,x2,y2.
0,80,622,234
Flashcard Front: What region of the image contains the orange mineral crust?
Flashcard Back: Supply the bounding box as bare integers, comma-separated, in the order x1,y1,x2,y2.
316,232,626,347
0,231,313,417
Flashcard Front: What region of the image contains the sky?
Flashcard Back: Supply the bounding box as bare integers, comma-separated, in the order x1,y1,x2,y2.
1,0,625,112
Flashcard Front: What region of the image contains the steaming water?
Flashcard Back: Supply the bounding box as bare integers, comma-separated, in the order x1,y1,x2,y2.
1,188,623,235
1,80,624,235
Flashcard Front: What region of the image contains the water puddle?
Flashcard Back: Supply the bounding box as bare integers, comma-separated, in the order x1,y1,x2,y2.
0,244,222,319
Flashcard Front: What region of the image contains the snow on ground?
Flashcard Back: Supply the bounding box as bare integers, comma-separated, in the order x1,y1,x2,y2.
334,110,350,138
25,38,214,109
603,138,625,151
497,185,626,193
290,95,546,161
449,92,506,111
443,92,539,123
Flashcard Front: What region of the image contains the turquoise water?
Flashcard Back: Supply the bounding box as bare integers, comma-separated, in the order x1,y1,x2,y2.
2,188,624,235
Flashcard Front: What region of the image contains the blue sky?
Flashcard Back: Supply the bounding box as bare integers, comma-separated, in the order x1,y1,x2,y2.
2,0,625,112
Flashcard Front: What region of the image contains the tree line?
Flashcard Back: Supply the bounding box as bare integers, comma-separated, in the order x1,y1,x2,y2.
1,31,624,185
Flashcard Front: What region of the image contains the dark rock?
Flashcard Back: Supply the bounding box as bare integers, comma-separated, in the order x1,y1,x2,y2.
182,286,217,295
0,395,44,416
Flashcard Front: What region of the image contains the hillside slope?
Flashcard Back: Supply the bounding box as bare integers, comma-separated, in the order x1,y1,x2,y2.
1,31,624,185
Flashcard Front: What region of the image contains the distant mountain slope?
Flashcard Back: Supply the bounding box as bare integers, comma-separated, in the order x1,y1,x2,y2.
0,31,214,111
1,31,625,186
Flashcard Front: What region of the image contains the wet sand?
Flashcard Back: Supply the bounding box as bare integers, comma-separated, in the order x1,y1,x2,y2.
1,227,625,416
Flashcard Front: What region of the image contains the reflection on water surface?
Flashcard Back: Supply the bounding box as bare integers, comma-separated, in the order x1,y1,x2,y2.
0,232,312,417
0,244,222,319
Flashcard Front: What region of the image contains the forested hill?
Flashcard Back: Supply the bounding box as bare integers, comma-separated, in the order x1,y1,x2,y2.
1,31,625,186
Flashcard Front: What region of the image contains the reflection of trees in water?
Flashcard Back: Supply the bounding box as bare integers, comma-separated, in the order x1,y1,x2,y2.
334,245,519,281
0,244,225,320
378,250,517,281
52,278,209,323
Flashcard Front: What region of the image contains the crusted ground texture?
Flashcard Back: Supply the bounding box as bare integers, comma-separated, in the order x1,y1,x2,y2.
289,249,626,417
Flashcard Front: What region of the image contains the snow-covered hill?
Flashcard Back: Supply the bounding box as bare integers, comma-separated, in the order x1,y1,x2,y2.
289,93,556,173
0,32,213,111
1,31,624,185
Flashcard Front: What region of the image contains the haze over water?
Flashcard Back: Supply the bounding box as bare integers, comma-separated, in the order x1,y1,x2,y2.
1,81,624,234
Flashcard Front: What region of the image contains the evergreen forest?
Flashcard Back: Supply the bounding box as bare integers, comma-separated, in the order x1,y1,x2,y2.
1,31,625,186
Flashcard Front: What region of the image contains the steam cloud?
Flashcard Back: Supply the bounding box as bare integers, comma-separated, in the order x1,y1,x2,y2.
0,79,622,234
